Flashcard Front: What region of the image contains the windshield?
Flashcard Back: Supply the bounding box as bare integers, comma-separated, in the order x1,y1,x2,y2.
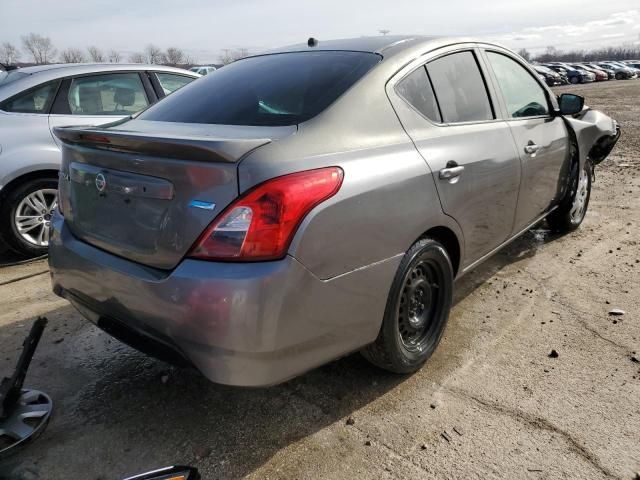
0,70,27,86
139,51,381,126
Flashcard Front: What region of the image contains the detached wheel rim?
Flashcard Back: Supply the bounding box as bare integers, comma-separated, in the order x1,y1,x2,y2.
398,260,441,352
14,188,57,247
569,166,589,223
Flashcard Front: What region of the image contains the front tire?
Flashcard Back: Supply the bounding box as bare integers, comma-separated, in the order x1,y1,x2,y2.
548,160,591,233
0,178,58,257
362,238,453,374
570,76,580,84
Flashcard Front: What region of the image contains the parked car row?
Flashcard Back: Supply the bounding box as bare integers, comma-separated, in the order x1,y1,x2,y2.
533,60,640,85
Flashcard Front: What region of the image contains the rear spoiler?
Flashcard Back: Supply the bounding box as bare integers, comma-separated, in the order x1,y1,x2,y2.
53,126,272,163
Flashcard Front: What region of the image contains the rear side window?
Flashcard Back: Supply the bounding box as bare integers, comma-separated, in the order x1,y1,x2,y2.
426,51,494,123
486,52,549,118
155,73,194,95
67,73,149,115
0,81,59,114
396,67,441,123
139,51,381,126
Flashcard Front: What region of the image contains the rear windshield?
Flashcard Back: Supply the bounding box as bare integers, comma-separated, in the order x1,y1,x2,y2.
139,51,381,126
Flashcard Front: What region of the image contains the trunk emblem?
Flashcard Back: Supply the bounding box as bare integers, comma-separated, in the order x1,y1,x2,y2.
95,173,107,193
189,200,216,211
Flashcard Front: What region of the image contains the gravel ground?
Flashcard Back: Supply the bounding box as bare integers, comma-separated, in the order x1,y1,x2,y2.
0,80,639,480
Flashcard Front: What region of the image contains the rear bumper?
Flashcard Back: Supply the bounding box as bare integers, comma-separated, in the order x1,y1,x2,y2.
49,214,399,386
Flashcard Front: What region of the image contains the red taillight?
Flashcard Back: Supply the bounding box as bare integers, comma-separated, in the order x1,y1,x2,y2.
188,167,344,261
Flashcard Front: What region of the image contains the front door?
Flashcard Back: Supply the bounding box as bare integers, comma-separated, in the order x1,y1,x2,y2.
482,50,570,232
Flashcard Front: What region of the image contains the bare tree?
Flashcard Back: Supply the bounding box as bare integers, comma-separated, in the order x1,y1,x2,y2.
107,49,121,63
22,33,57,64
517,48,532,62
219,48,249,65
163,47,187,66
378,29,391,36
128,52,146,63
87,46,105,62
59,47,86,63
144,44,163,64
0,42,20,65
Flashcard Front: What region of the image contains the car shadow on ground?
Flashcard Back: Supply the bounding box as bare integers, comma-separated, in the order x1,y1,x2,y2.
0,227,560,478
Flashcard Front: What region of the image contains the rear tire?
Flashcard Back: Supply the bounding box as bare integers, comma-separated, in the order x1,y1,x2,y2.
0,177,58,257
361,238,453,374
547,160,591,233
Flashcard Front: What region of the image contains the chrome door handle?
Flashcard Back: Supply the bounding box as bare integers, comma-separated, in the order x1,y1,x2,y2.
524,143,540,155
439,165,465,180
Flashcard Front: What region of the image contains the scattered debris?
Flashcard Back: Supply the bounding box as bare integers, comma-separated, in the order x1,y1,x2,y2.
430,403,437,409
608,308,625,316
548,350,559,358
160,374,169,384
453,427,463,436
364,440,371,446
194,446,212,460
420,443,427,450
440,431,451,443
527,468,543,472
346,416,355,426
0,317,52,458
631,356,639,364
52,338,64,344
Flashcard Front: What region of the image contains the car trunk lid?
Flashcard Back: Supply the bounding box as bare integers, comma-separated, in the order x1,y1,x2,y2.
54,120,294,270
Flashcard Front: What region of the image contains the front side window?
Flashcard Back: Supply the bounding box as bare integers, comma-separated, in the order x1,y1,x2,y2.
67,73,148,115
426,51,494,123
0,81,59,113
139,51,381,126
486,52,549,118
396,66,441,123
155,73,195,96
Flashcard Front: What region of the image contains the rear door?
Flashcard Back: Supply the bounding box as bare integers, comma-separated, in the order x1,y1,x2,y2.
388,47,522,266
482,49,570,232
48,72,152,145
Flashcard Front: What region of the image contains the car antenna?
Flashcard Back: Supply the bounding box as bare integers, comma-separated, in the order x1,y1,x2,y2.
308,37,319,48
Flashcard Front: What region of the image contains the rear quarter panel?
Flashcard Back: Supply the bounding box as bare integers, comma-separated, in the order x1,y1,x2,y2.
241,139,462,281
0,111,60,191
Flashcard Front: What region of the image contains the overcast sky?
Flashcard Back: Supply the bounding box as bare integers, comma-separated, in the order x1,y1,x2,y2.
2,0,640,63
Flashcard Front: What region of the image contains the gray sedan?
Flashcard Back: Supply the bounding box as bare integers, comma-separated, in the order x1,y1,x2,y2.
49,36,619,386
0,63,199,256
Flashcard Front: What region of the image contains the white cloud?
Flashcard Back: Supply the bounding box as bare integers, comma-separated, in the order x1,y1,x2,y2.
2,1,640,62
494,9,640,52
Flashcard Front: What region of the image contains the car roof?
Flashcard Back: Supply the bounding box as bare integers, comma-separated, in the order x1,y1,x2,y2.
261,35,498,61
0,63,199,100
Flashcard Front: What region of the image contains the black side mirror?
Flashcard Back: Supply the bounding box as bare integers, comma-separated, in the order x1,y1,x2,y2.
122,466,200,480
558,93,584,115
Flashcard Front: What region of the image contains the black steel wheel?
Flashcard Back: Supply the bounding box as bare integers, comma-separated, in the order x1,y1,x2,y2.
362,238,453,374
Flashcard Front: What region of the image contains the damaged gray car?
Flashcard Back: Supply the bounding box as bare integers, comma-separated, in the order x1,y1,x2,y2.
48,36,619,386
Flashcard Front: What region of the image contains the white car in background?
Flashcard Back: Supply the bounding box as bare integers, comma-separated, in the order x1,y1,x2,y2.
0,63,199,256
189,65,217,76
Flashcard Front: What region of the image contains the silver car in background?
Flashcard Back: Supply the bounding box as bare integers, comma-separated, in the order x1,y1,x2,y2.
0,63,199,256
49,36,619,386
